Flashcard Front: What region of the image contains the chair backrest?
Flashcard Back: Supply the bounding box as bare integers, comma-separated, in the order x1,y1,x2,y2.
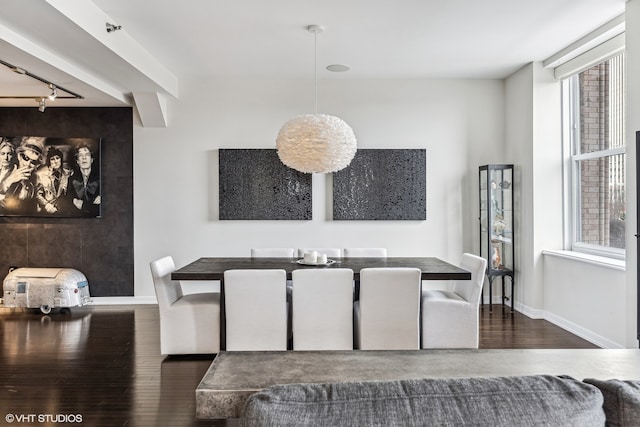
291,268,354,350
251,248,295,258
344,248,387,257
452,253,487,304
223,269,288,351
297,248,342,258
358,267,422,349
150,256,183,309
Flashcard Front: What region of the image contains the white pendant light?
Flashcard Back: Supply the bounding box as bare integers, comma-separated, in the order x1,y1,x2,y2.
276,25,357,174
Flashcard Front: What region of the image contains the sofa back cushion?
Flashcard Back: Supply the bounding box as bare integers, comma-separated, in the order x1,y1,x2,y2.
584,379,640,426
240,375,604,426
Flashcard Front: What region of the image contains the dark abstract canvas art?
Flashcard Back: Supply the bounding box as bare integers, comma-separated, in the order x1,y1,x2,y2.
333,149,426,220
219,149,312,220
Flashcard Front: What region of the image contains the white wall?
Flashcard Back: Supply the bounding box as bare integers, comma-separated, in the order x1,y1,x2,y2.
543,252,626,348
504,62,563,314
505,64,534,308
133,78,504,297
625,0,640,348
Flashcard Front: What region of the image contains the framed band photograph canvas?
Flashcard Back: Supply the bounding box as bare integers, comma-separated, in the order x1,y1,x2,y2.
0,136,102,218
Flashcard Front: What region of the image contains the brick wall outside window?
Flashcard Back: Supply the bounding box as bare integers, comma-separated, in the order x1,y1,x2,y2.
579,63,610,246
577,55,625,250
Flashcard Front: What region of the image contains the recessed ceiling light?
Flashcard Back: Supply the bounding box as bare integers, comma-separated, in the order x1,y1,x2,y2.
326,64,350,72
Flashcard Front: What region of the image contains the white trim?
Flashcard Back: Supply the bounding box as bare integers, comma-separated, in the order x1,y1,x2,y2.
90,296,157,305
544,310,624,349
543,14,625,70
554,33,625,79
570,242,626,261
514,300,624,349
563,52,627,259
514,301,545,320
573,146,626,161
542,249,625,271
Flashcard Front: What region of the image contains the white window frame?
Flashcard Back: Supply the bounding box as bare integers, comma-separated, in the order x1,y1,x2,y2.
562,53,626,260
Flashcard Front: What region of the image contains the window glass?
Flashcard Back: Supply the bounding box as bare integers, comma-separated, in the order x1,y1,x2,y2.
575,154,625,249
566,53,625,256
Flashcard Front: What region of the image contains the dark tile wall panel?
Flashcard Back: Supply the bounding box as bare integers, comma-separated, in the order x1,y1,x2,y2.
333,149,426,220
219,149,312,220
0,107,133,296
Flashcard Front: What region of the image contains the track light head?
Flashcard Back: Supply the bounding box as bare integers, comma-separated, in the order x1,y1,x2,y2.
48,84,57,100
37,97,46,112
106,22,122,33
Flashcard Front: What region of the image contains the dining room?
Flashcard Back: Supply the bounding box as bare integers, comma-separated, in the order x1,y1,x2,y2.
1,0,640,425
0,0,636,351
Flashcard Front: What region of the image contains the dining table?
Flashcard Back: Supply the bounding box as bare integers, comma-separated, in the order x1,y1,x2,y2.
171,256,471,281
171,256,471,350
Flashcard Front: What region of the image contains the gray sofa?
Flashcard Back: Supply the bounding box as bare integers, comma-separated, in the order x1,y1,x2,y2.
240,375,640,426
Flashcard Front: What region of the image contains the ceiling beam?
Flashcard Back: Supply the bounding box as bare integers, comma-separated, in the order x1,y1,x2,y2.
133,91,168,128
45,0,179,99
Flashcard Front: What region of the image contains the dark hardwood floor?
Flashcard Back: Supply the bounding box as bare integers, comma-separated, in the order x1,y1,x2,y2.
479,304,599,349
0,304,597,427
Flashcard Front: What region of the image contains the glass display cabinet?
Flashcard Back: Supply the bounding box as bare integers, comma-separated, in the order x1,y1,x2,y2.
479,164,514,312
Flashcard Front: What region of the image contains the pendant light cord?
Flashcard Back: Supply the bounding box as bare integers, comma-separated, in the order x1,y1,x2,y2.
314,28,318,114
307,24,324,114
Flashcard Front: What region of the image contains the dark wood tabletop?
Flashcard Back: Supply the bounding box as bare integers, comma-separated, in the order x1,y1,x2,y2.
171,257,470,281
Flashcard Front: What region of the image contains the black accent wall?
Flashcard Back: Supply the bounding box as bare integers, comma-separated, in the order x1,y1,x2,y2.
0,107,134,296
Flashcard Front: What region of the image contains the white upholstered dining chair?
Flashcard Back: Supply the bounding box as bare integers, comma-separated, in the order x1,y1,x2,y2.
223,269,288,351
150,256,220,355
421,253,487,349
343,248,387,257
354,267,422,350
291,268,354,350
250,248,295,341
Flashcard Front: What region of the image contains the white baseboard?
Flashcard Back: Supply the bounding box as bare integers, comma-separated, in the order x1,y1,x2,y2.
90,296,157,305
543,310,624,349
513,301,623,349
514,301,545,319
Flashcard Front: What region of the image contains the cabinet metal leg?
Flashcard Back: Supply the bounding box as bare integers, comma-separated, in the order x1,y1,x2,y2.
501,275,515,313
487,274,514,314
488,276,494,313
510,276,515,313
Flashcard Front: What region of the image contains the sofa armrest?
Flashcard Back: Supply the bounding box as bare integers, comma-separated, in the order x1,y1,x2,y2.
584,378,640,426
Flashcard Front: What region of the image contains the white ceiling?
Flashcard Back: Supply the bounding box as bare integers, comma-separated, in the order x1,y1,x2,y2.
0,0,626,108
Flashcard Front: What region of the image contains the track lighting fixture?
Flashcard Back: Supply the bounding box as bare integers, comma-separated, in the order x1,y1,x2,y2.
106,22,122,33
48,84,57,100
0,59,83,111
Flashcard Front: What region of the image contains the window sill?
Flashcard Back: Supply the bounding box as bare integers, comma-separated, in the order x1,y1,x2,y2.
542,249,625,271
